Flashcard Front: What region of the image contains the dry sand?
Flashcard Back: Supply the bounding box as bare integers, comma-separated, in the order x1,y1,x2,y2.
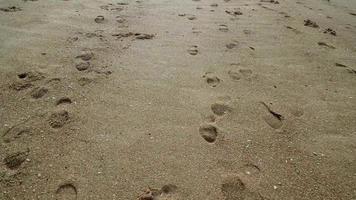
0,0,356,199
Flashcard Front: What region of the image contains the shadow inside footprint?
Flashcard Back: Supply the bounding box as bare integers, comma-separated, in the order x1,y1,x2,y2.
30,87,48,99
188,45,199,55
3,150,29,169
221,175,246,200
48,110,70,128
202,72,220,87
228,70,241,81
56,183,77,200
260,102,283,129
211,103,231,116
138,184,178,200
199,124,218,143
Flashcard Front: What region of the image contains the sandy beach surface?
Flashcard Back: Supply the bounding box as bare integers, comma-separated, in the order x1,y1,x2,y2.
1,0,356,199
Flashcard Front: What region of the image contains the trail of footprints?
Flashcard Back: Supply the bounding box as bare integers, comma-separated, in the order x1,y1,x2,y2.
1,1,150,198
1,0,352,198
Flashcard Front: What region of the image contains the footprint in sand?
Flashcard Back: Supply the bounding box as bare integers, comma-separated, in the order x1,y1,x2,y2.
260,102,284,129
116,16,126,23
100,4,124,11
48,110,70,128
219,24,229,32
56,97,72,106
221,175,247,200
317,42,335,49
226,42,238,49
221,174,263,200
56,183,77,200
225,9,243,16
76,52,94,61
18,71,45,81
0,6,22,12
95,15,105,23
3,150,29,170
242,163,261,177
202,72,221,87
78,77,94,86
199,124,218,143
188,45,199,55
138,184,178,200
10,71,46,91
211,102,232,116
3,125,31,143
30,87,48,99
239,69,252,76
285,26,301,34
75,62,90,71
228,70,241,81
304,19,319,28
323,28,336,36
10,82,33,91
187,15,197,20
228,67,252,81
135,33,155,40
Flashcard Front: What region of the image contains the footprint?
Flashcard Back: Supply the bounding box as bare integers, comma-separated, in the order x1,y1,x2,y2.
221,175,246,200
304,19,319,28
75,62,90,71
187,15,197,20
30,87,48,99
135,33,155,40
226,42,237,49
116,16,126,23
138,184,178,200
317,42,335,49
239,69,252,76
323,28,336,36
3,125,31,143
228,70,241,81
48,110,70,128
188,45,199,55
17,71,45,81
56,183,77,200
95,15,105,23
219,24,229,32
10,82,33,91
285,26,301,34
211,102,231,116
0,6,22,12
100,4,123,11
242,163,261,177
56,97,72,106
78,77,93,86
225,9,243,16
202,72,220,87
3,150,29,170
199,124,218,143
260,102,283,129
76,52,94,61
261,0,279,4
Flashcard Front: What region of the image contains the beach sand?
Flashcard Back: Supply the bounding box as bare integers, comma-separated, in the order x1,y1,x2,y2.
0,0,356,199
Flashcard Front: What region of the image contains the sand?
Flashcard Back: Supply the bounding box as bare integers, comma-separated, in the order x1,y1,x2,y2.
0,0,356,199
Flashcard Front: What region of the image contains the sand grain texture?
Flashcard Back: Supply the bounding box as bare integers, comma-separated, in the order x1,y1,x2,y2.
0,0,356,199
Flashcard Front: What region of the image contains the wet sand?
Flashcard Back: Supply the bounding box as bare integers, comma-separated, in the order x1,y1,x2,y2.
0,0,356,199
